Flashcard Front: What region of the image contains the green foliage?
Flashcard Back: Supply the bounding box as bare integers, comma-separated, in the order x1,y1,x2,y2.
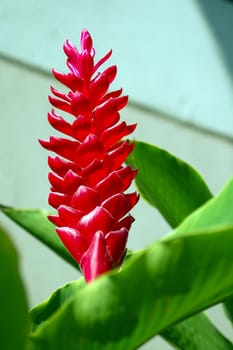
23,179,233,350
162,313,233,350
127,141,233,347
0,226,28,350
224,298,233,325
26,230,233,349
127,141,212,227
30,278,86,333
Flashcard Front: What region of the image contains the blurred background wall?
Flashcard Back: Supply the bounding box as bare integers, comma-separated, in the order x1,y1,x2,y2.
0,0,232,348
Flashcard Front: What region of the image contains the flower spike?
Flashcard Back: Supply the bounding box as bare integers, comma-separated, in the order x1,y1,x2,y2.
40,29,139,283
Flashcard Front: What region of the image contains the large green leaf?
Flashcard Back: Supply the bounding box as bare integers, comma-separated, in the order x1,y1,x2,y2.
28,280,233,350
127,141,233,337
162,176,233,329
127,141,212,227
25,179,233,350
0,206,79,270
0,226,28,350
26,230,233,350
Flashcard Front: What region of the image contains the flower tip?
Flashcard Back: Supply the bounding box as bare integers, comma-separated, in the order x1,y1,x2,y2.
38,138,49,149
64,39,71,48
63,39,79,58
56,226,87,264
51,68,57,76
81,231,111,283
105,228,129,265
93,49,112,73
115,95,128,110
81,28,90,37
52,68,65,82
50,85,55,94
63,39,69,53
48,214,63,226
81,29,93,52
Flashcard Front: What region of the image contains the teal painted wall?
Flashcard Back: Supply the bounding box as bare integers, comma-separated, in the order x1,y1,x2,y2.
0,0,233,138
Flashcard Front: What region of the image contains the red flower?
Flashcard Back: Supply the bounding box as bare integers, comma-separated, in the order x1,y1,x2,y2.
39,29,139,282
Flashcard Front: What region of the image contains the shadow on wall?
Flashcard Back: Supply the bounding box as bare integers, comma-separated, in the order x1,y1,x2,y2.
196,0,233,83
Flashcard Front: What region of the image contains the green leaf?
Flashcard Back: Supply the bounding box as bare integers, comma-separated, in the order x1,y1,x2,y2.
28,281,233,350
29,278,86,332
26,230,233,350
165,177,233,239
223,297,233,325
0,225,29,350
162,313,233,350
127,141,233,345
0,206,79,270
164,176,233,338
26,179,233,350
127,141,212,227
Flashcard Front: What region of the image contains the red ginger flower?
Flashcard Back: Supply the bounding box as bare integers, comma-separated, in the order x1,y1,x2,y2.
39,29,139,283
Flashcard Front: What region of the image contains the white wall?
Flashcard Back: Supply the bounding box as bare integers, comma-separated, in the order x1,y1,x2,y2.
0,0,233,138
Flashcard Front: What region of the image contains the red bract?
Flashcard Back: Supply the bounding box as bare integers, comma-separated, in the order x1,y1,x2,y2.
39,29,139,283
